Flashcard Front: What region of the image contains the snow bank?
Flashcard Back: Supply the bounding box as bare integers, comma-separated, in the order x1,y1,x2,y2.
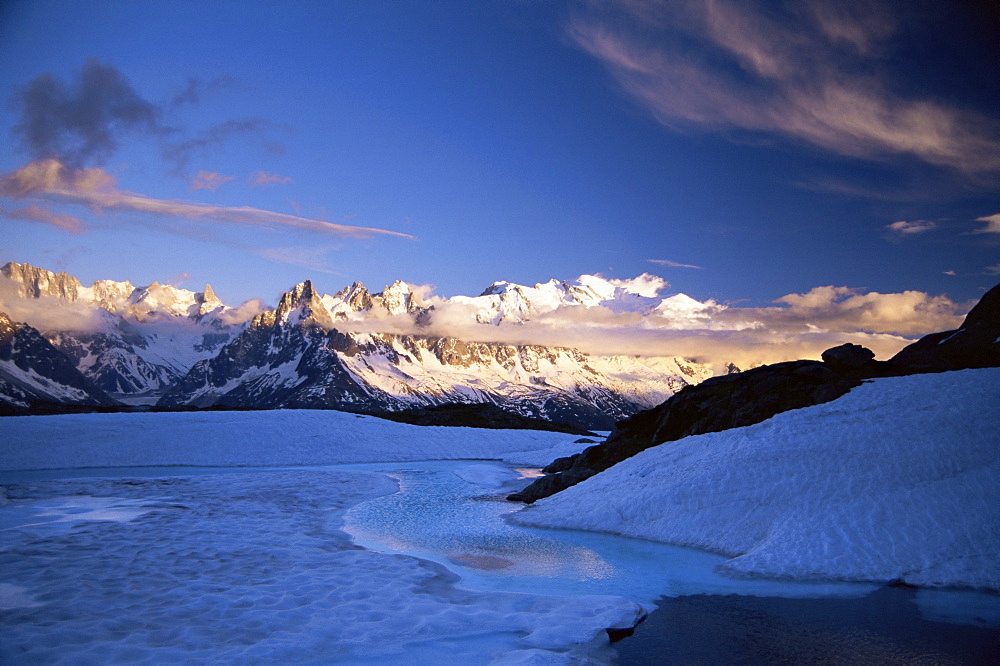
1,471,643,663
513,368,1000,591
0,409,586,470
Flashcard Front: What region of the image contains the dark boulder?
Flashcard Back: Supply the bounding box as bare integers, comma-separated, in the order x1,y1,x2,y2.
542,454,580,474
506,467,596,503
822,343,876,374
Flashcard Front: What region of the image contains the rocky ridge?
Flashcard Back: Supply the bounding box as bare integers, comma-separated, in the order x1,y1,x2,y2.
0,262,724,426
0,311,116,413
156,279,704,428
1,261,242,401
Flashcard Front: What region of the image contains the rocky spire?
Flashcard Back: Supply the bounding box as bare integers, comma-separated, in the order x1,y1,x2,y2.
377,280,416,315
193,284,222,317
273,280,333,328
335,281,373,312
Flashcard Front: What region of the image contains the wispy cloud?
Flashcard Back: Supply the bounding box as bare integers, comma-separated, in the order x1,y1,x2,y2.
569,0,1000,174
254,246,341,274
190,170,234,191
986,265,1000,276
648,258,703,269
0,158,415,240
886,219,935,235
249,170,293,187
973,213,1000,234
161,118,284,175
0,203,85,233
607,273,668,297
170,75,237,107
167,272,191,287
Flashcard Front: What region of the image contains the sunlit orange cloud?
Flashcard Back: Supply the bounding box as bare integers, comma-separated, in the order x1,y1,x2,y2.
249,170,293,186
167,272,191,287
569,0,1000,173
190,170,235,191
326,282,967,371
0,158,415,239
0,203,85,233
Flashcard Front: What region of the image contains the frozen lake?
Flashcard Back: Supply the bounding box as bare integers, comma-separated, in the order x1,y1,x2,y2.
2,396,998,663
3,461,999,663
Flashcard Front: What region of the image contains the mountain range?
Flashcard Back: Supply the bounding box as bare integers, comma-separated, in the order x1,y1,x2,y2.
0,262,721,426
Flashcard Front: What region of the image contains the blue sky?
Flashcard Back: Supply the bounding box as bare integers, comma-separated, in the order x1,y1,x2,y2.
1,0,997,311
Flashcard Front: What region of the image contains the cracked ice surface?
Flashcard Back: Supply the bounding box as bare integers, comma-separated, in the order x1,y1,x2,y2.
0,471,643,663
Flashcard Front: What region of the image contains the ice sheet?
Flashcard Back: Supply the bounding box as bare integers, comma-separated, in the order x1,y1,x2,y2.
0,409,586,470
0,471,643,663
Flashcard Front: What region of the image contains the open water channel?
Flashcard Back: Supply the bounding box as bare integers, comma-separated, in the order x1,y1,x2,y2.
340,459,1000,664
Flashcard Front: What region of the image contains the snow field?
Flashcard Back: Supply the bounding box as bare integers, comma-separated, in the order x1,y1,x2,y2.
0,471,643,663
512,368,1000,590
0,408,588,470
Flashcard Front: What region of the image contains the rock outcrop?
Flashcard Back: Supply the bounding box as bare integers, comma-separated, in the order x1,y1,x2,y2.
509,283,1000,503
887,282,1000,373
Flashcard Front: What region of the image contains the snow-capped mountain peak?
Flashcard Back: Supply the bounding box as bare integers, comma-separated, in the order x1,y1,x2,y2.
126,282,198,320
198,284,222,313
377,280,412,315
1,261,725,422
85,279,136,311
455,274,677,324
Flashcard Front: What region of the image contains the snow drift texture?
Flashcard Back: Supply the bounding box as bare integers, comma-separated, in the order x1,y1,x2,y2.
513,368,1000,591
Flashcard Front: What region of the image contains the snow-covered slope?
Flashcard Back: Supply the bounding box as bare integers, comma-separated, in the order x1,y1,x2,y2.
513,368,1000,591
